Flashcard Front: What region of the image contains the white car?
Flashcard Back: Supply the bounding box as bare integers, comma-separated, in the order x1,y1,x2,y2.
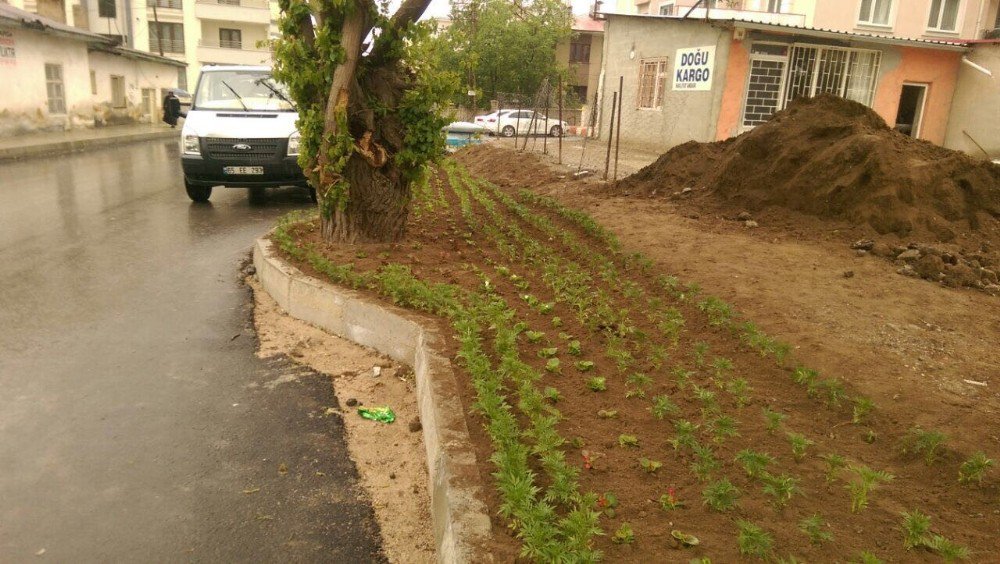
473,109,567,137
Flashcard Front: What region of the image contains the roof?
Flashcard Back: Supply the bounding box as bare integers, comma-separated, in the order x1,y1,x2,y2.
0,2,106,42
602,12,970,52
90,44,187,68
573,15,604,33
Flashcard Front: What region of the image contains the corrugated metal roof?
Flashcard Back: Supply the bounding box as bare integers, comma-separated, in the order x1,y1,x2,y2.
601,12,970,52
0,2,107,42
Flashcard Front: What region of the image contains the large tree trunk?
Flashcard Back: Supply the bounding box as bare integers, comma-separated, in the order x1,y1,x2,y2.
320,157,410,243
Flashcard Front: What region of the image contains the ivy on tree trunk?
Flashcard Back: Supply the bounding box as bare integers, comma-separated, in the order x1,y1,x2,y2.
273,0,455,243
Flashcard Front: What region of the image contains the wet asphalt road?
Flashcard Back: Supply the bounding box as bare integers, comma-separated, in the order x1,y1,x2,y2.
0,140,384,561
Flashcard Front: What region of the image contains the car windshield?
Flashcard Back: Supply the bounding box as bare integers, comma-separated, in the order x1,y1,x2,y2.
194,70,295,112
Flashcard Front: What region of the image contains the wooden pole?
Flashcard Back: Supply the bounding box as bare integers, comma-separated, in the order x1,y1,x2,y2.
603,91,617,181
613,75,623,181
557,76,563,165
513,98,522,150
543,88,550,155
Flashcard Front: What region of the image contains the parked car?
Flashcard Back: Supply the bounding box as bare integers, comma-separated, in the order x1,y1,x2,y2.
473,109,567,137
179,65,311,203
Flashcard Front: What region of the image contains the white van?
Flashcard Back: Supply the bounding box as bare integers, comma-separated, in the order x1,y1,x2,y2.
180,65,313,203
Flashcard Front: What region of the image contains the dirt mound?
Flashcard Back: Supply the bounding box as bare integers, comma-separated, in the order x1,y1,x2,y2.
617,95,1000,243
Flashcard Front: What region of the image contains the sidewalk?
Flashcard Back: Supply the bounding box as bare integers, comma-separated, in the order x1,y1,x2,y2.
0,123,180,161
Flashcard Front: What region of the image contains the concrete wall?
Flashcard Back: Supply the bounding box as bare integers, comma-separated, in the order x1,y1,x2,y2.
944,43,1000,157
869,45,961,145
812,0,988,40
89,50,180,124
0,27,93,134
599,16,731,150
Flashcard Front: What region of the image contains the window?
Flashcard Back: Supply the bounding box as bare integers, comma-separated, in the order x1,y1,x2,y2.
765,0,782,13
150,22,184,53
569,40,591,63
659,2,675,15
98,0,116,18
89,70,97,95
45,64,66,114
784,45,882,108
858,0,893,26
637,58,668,110
927,0,961,32
111,75,126,108
219,28,242,49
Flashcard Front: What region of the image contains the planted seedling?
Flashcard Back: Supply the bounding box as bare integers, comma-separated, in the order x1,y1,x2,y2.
569,437,586,449
735,449,775,478
543,387,561,403
545,358,561,373
763,407,787,434
736,519,773,559
792,367,819,395
799,514,833,545
711,357,734,379
958,451,993,485
761,472,800,508
538,347,558,358
612,523,635,545
618,434,639,448
650,395,680,420
551,316,563,328
787,432,814,462
671,420,699,451
851,551,884,564
567,340,582,356
558,332,573,340
698,297,736,327
923,534,970,561
847,464,894,513
575,360,595,373
709,415,739,444
693,385,719,415
693,342,710,367
586,377,607,392
821,453,847,482
820,379,848,408
904,426,947,465
597,409,618,419
901,509,931,549
596,491,618,517
702,478,740,512
524,330,545,344
537,302,555,315
639,457,663,474
691,444,721,482
659,487,684,511
727,378,752,408
852,396,875,424
673,367,693,390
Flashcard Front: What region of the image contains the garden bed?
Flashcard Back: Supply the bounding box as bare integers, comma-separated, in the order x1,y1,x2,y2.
270,157,997,562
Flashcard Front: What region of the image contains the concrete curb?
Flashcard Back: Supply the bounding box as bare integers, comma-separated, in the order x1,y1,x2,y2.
0,130,179,161
253,237,493,564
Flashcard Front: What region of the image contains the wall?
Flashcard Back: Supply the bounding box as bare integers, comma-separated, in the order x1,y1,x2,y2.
88,50,180,124
944,43,1000,156
869,45,961,145
715,36,749,140
600,16,731,150
811,0,988,40
0,27,93,134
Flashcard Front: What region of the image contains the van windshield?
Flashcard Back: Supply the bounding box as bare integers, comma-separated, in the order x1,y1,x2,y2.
194,70,295,112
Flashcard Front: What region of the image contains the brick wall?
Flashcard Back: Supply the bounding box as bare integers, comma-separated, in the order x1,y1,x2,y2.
742,58,785,127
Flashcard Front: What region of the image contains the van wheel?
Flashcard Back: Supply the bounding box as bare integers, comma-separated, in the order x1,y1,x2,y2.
185,182,212,202
248,187,267,205
501,125,516,137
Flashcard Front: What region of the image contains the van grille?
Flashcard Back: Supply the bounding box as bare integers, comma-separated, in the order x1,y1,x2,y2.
204,137,283,162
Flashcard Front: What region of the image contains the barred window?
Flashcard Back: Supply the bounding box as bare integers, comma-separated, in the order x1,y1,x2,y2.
637,58,668,110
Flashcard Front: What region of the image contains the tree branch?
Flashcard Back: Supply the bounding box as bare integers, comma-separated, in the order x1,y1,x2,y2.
390,0,433,30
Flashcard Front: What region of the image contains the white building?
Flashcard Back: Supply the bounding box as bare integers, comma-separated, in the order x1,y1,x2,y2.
4,0,277,90
0,2,185,135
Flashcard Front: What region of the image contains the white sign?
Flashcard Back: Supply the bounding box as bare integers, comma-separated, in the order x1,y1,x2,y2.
0,30,15,67
673,46,715,91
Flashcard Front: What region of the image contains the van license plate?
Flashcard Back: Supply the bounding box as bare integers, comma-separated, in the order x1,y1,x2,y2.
224,166,264,175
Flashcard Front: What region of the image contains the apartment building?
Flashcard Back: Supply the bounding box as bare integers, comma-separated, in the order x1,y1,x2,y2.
5,0,277,89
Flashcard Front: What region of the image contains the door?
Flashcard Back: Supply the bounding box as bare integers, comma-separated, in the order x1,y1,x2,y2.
141,88,154,123
894,83,927,138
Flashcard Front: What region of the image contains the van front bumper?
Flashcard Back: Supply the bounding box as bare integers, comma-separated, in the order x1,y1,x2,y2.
182,154,309,188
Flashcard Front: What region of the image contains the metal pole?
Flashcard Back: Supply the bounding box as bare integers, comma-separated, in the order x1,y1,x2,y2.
543,88,550,155
603,91,617,181
513,98,522,150
557,77,563,165
613,75,623,181
579,90,598,173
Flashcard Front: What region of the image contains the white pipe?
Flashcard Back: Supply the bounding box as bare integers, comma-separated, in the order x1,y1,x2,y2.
962,56,994,77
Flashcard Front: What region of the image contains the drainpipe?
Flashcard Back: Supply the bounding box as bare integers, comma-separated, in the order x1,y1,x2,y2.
123,0,133,48
962,56,993,77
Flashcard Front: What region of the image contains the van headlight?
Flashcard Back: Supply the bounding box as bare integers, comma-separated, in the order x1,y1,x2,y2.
287,132,300,156
183,134,200,155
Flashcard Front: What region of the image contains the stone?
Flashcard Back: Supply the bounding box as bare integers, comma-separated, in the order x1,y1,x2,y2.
737,211,752,221
896,249,922,261
850,239,875,251
408,418,423,433
870,242,894,258
843,270,855,278
897,264,919,278
345,397,359,407
744,220,759,228
681,187,693,194
855,250,868,257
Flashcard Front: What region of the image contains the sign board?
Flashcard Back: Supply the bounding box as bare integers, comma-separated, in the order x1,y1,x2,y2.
673,46,715,91
0,30,15,66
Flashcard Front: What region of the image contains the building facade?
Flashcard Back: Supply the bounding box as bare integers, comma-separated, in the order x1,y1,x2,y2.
4,0,277,90
0,2,184,135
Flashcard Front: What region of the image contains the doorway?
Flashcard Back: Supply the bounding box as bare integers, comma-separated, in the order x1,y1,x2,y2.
142,88,156,123
894,83,928,138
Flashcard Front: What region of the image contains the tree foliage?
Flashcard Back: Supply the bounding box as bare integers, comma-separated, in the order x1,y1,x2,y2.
434,0,573,106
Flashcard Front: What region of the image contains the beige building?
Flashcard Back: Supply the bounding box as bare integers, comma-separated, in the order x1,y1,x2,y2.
0,2,184,135
554,15,605,130
4,0,277,90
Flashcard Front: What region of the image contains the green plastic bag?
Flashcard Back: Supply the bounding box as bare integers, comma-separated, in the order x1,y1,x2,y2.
358,406,396,424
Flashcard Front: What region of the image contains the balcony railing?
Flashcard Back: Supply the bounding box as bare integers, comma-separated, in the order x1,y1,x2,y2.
195,0,268,9
147,0,182,9
198,38,268,50
149,37,186,53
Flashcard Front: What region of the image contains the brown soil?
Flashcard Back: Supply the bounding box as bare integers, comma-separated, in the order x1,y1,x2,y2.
249,277,436,564
273,156,1000,562
614,95,1000,291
